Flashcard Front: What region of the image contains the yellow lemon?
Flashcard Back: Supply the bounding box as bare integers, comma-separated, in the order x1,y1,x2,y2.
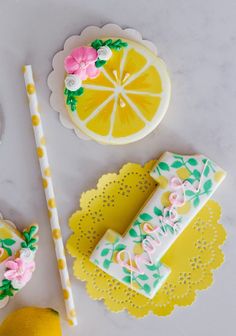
105,230,118,244
0,307,62,336
161,191,171,207
156,175,169,189
214,171,225,182
177,201,191,215
176,167,191,180
65,38,171,144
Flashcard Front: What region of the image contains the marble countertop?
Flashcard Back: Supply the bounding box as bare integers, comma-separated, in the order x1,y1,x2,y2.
0,0,235,335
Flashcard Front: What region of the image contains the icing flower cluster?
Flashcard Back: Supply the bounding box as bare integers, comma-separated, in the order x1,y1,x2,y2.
64,39,128,111
0,225,38,301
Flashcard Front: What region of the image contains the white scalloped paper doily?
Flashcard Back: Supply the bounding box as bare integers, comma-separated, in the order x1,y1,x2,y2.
47,24,158,141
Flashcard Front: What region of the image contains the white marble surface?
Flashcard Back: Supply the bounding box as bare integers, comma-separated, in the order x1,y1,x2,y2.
0,0,235,335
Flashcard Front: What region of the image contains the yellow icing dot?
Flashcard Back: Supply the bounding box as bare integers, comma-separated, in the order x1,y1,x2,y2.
37,147,44,158
214,171,225,182
177,201,191,215
69,309,76,318
48,198,56,208
42,178,48,189
32,115,40,126
27,83,35,95
58,258,65,269
40,136,46,145
63,289,69,300
68,319,74,326
176,167,191,180
44,167,51,177
156,175,169,189
161,191,171,207
52,229,61,239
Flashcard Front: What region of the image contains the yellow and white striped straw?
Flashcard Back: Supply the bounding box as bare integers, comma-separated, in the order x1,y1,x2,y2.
23,65,77,326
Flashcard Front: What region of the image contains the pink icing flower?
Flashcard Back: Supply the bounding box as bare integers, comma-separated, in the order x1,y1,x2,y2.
64,47,100,80
4,258,35,288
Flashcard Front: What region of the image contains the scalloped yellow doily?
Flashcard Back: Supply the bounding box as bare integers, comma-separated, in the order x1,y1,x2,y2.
66,161,226,318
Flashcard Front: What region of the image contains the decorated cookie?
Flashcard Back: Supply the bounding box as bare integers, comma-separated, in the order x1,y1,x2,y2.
63,38,171,144
0,215,38,307
90,152,226,298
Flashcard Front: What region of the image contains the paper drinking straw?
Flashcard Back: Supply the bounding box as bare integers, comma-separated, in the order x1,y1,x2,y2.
23,65,77,326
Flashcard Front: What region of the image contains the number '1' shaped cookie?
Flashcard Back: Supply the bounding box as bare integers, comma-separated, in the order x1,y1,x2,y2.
90,152,226,299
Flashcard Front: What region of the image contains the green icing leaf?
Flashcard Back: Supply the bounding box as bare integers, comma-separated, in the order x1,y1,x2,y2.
139,213,153,221
122,275,132,284
3,239,15,246
103,259,111,270
171,160,183,168
133,220,141,226
129,228,138,238
203,179,212,192
192,169,201,180
185,190,195,196
154,207,162,216
122,267,131,274
158,162,170,171
153,279,160,288
137,274,149,281
101,248,110,257
142,284,151,294
188,158,198,166
95,59,106,68
193,196,200,207
115,244,126,251
204,165,210,177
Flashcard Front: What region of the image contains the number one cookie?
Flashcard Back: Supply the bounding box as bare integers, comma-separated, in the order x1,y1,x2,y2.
90,152,226,299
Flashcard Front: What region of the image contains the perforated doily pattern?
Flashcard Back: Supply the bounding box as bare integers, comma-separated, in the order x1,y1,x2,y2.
66,161,226,317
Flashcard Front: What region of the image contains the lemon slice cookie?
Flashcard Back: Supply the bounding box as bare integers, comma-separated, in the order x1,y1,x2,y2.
64,38,171,145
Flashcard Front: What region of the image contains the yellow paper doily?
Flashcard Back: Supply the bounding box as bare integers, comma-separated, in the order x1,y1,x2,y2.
66,161,226,317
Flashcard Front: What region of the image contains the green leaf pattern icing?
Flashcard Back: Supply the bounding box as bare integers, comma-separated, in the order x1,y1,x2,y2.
90,152,225,299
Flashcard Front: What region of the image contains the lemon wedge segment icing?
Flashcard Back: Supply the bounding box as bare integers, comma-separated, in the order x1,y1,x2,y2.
65,38,171,144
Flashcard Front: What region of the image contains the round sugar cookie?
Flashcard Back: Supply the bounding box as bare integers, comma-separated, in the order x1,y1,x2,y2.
64,38,171,145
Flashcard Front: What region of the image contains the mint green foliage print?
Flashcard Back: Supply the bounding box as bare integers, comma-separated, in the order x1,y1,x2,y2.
90,152,226,299
21,225,39,251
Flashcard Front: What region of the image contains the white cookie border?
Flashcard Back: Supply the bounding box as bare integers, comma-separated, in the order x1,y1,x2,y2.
47,23,158,141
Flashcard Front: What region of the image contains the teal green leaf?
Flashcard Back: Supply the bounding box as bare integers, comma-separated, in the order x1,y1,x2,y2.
139,213,153,221
188,158,198,166
115,244,126,251
91,39,103,49
146,264,157,271
103,259,111,270
185,190,195,196
133,220,141,226
95,59,106,68
204,165,210,177
153,273,161,279
129,228,138,238
158,162,169,171
203,180,212,192
193,169,201,180
101,248,110,257
143,284,151,294
154,207,162,216
137,274,149,281
153,279,160,287
122,275,132,284
193,196,200,207
3,239,15,246
3,247,12,256
123,267,131,274
171,160,183,168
